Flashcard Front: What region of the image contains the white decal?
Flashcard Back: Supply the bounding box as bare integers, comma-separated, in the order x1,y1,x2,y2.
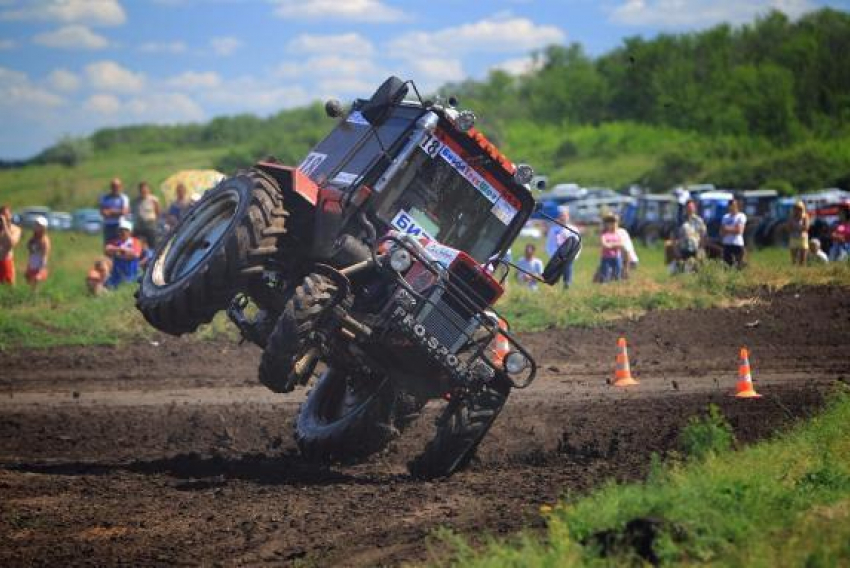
423,240,461,267
391,209,434,241
419,132,444,158
346,111,370,126
299,152,327,176
491,198,518,225
331,171,358,186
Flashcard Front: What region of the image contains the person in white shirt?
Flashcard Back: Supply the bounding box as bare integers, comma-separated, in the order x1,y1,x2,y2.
545,206,579,288
616,225,639,279
808,238,829,264
720,199,747,268
515,243,544,290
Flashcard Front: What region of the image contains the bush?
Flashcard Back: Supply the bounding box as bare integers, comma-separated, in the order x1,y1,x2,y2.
679,404,734,460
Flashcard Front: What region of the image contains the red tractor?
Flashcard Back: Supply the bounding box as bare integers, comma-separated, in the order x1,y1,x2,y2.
136,77,579,478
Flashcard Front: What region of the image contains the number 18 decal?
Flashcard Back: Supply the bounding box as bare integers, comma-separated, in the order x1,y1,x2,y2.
419,133,443,158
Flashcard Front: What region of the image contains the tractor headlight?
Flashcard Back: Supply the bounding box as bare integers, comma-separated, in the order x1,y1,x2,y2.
389,248,412,272
455,110,476,132
513,164,534,185
504,351,529,375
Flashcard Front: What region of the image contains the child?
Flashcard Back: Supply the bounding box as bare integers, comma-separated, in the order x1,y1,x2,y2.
788,201,809,266
808,238,829,264
25,216,50,291
598,213,623,283
86,258,112,295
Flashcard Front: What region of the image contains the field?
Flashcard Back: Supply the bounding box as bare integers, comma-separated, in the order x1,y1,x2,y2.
0,224,849,565
0,286,847,566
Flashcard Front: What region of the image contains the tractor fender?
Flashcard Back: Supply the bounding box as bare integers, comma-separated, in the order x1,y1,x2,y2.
255,160,319,239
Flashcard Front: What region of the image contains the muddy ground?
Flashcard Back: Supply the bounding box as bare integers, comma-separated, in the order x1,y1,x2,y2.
1,286,847,566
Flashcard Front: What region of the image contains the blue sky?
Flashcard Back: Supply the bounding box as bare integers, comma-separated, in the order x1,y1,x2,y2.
0,0,846,159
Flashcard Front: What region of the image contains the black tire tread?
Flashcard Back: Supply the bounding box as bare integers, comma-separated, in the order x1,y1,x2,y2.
257,274,337,394
295,370,397,464
408,384,508,480
136,169,287,335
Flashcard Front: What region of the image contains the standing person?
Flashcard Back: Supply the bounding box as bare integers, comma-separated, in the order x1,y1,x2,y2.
675,200,707,273
515,243,544,290
99,177,130,244
616,224,638,279
25,216,50,291
788,201,810,266
829,206,850,261
104,218,142,288
545,206,579,288
165,183,193,230
721,199,747,269
132,181,161,249
598,213,623,283
0,204,22,285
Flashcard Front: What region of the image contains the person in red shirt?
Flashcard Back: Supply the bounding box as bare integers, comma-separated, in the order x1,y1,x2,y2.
0,204,22,285
104,218,142,288
830,206,850,261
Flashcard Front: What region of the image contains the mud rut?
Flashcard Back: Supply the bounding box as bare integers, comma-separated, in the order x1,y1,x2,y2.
1,287,847,566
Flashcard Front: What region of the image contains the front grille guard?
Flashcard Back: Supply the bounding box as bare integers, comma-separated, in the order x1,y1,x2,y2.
379,234,537,389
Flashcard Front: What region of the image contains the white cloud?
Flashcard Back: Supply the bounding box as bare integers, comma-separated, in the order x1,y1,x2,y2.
406,58,465,84
0,66,65,110
85,60,145,92
125,92,205,122
200,75,311,111
610,0,816,27
286,32,374,56
47,68,81,91
490,55,542,76
33,24,109,49
84,92,121,114
271,0,407,22
210,36,241,56
388,16,565,56
1,0,126,26
165,70,221,89
139,40,186,54
0,38,15,50
317,77,379,98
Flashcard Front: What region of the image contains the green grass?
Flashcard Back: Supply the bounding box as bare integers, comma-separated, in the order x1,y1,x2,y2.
0,228,848,350
432,390,850,566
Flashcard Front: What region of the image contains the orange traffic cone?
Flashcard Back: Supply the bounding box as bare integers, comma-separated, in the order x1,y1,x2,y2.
734,347,762,398
613,337,639,387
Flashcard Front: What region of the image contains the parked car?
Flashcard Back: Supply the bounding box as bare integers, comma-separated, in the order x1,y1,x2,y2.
567,195,635,226
736,189,778,245
16,206,52,228
621,194,682,246
72,208,104,234
48,211,73,231
532,183,586,220
696,190,736,257
754,197,797,247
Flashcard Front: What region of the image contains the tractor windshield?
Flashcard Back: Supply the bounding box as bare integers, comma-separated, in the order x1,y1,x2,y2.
375,131,522,262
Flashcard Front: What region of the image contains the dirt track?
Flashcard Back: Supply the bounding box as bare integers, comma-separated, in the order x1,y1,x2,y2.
1,287,847,566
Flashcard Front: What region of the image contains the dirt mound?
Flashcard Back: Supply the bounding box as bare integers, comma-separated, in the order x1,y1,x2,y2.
0,286,847,566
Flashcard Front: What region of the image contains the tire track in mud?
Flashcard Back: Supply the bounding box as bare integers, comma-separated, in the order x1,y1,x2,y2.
0,286,847,566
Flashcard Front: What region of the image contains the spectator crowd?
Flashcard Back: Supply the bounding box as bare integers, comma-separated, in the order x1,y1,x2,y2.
1,177,194,293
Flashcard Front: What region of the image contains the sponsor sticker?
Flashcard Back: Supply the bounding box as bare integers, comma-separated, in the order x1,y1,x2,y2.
298,152,327,177
423,240,461,267
331,171,359,186
391,209,435,241
491,198,518,225
346,111,370,126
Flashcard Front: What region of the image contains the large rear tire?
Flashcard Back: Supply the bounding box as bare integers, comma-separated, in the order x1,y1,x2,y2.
136,169,287,335
295,368,397,463
408,383,508,480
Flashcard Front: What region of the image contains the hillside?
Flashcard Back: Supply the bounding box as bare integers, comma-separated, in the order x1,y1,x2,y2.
2,8,849,210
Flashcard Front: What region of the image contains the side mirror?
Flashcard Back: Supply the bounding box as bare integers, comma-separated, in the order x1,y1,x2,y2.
361,76,408,126
542,234,581,285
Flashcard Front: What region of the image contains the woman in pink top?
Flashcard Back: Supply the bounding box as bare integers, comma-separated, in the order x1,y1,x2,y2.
597,213,623,283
